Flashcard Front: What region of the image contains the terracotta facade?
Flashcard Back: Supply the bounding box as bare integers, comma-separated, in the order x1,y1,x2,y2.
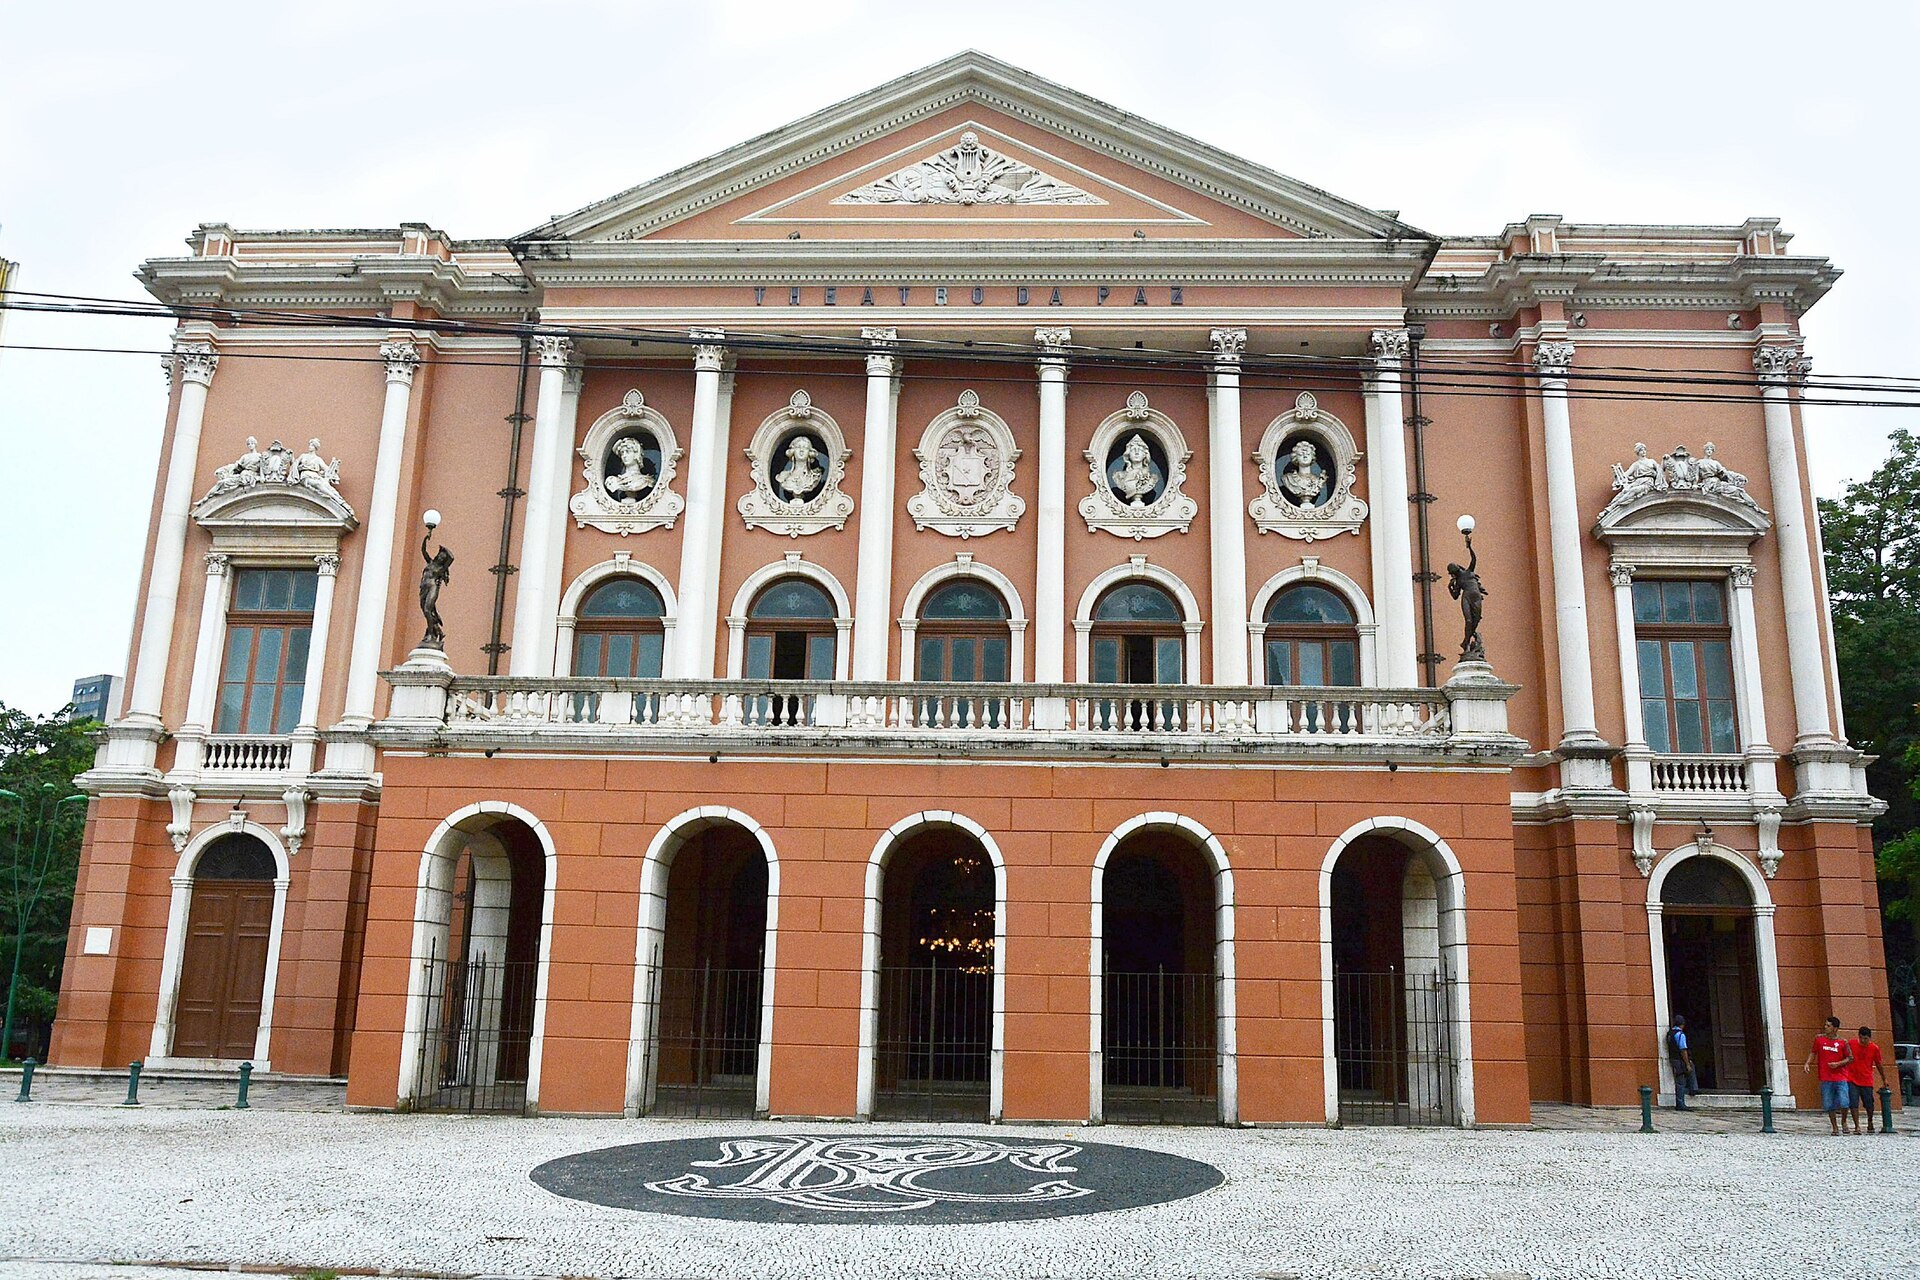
54,54,1890,1124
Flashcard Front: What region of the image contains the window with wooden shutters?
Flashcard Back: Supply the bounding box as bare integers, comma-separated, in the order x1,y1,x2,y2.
572,577,667,678
214,568,316,735
1633,579,1739,754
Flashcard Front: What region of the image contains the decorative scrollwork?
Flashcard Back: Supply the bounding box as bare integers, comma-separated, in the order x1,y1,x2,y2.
737,390,854,537
1079,392,1196,540
570,389,685,535
1249,392,1367,541
907,390,1024,539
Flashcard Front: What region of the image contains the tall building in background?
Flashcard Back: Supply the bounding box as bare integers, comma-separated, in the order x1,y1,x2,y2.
51,54,1890,1126
68,674,123,724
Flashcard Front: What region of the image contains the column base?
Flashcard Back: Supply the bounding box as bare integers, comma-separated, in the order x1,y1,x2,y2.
1556,733,1622,797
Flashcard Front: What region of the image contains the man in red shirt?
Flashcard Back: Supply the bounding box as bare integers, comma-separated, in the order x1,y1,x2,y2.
1848,1025,1890,1134
1804,1015,1854,1135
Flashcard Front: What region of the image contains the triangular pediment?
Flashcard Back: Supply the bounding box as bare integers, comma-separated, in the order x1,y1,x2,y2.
525,52,1426,245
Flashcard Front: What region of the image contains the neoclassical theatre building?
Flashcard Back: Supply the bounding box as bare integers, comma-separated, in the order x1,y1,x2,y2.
55,53,1891,1125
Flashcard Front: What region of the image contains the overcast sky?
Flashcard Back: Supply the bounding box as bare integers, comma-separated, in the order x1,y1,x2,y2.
2,1,1914,714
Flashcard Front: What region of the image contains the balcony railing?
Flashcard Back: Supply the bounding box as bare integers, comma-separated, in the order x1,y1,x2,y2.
370,673,1528,764
201,734,294,773
1649,753,1749,794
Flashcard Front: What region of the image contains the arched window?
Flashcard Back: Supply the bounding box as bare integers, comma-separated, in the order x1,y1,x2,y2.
916,581,1011,683
572,577,666,678
1091,582,1184,685
1661,856,1753,908
746,578,836,681
1263,584,1359,687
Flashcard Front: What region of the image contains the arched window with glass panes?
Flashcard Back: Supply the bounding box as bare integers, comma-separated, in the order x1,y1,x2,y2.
1633,579,1738,754
915,581,1011,683
746,578,838,681
1090,581,1185,686
571,577,667,678
1262,584,1360,687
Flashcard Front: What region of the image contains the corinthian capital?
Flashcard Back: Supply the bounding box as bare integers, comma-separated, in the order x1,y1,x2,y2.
690,327,728,372
381,338,421,386
172,341,219,389
862,327,898,376
1534,340,1576,378
1368,328,1411,365
1753,342,1810,384
1209,327,1248,365
533,335,575,370
1034,327,1072,368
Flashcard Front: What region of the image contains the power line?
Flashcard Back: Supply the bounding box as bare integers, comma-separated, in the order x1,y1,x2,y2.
5,291,1920,410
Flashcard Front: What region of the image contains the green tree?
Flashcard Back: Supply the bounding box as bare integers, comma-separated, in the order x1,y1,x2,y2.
1820,428,1920,1027
0,703,93,1061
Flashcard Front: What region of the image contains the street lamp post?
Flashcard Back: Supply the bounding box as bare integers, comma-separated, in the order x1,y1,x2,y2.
0,785,88,1061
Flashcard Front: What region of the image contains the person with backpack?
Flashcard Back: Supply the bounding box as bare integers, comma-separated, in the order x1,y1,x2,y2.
1667,1015,1696,1110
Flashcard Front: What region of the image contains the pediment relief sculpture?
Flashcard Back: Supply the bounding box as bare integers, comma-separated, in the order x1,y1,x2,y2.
738,390,855,537
1079,391,1197,539
907,389,1025,538
193,436,356,529
1249,392,1368,540
1598,441,1770,524
571,389,686,536
834,131,1103,207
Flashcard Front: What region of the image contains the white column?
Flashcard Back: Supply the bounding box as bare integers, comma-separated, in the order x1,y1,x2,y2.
1534,339,1603,751
289,553,340,774
125,341,220,732
671,330,731,678
173,553,233,772
331,338,420,764
1610,563,1652,794
851,328,900,681
509,337,580,676
1754,345,1834,749
1034,328,1071,690
1362,330,1419,687
1207,329,1250,686
1728,563,1783,800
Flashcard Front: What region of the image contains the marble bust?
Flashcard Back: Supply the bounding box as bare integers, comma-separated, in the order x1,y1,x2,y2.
604,436,656,500
1279,440,1327,506
1110,434,1162,507
775,435,825,500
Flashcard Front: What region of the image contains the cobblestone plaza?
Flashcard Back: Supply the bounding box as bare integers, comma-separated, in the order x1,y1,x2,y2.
2,1094,1915,1279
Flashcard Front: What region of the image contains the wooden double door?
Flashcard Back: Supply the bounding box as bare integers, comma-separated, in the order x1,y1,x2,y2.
1663,911,1765,1092
172,878,275,1060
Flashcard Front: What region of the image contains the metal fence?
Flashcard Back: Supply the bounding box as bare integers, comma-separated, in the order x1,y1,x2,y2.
649,963,763,1118
1103,968,1218,1124
873,965,992,1121
1333,967,1459,1127
413,948,538,1115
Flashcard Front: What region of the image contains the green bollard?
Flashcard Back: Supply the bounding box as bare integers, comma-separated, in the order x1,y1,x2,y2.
1760,1087,1775,1134
15,1058,35,1103
236,1062,252,1110
1639,1085,1655,1133
1880,1086,1896,1135
123,1060,142,1107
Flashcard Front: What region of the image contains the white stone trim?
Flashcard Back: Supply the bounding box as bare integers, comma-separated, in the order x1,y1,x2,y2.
1645,841,1791,1102
554,556,681,677
724,554,854,681
569,388,686,536
1072,557,1205,683
736,389,856,537
1087,811,1238,1125
1247,562,1378,687
626,806,780,1118
896,555,1029,683
396,801,558,1112
856,810,1007,1121
906,389,1025,539
148,819,291,1071
1249,392,1369,541
1317,816,1477,1126
1078,391,1198,539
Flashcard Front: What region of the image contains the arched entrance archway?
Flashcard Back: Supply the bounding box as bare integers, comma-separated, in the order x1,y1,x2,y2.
630,809,778,1118
1648,845,1790,1100
1320,820,1473,1127
1093,821,1228,1124
400,806,554,1114
170,832,279,1061
860,814,1005,1122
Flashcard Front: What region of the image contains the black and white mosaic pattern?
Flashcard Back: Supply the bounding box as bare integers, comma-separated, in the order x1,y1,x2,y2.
530,1133,1224,1223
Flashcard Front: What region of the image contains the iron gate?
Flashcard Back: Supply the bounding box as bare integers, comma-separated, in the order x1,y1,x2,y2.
1333,967,1458,1126
874,965,992,1121
1103,968,1218,1124
413,945,538,1114
649,961,763,1118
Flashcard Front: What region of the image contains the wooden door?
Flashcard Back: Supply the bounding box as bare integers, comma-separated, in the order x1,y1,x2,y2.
172,880,275,1059
1706,917,1763,1092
